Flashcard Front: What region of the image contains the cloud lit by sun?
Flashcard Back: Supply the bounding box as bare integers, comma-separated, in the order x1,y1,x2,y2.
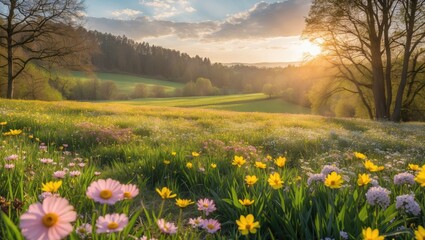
300,40,322,57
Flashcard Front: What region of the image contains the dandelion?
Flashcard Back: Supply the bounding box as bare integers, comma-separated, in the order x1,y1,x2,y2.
395,194,421,216
415,226,425,240
156,187,177,199
192,152,200,157
121,184,139,199
393,172,415,185
321,165,340,176
232,156,246,167
157,219,177,234
202,219,221,233
236,214,260,235
53,170,66,179
197,198,216,216
274,156,286,168
76,223,92,238
19,197,76,240
354,152,367,160
365,186,391,209
186,162,193,168
4,163,15,169
188,217,204,228
42,181,62,193
254,161,266,169
239,198,254,206
268,172,284,189
86,179,123,205
362,227,384,240
245,175,258,186
408,164,420,171
5,154,18,161
210,163,217,168
324,172,343,189
69,171,81,177
96,213,128,233
307,173,325,186
175,198,194,208
357,173,371,187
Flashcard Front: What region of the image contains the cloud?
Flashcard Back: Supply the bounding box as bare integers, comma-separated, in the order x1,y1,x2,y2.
111,8,142,18
140,0,196,19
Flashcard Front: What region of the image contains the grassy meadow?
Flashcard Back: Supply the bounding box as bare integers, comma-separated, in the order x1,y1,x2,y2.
0,99,425,239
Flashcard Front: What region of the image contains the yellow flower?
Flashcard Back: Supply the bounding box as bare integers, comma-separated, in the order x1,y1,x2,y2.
409,164,420,171
415,171,425,186
296,176,302,181
236,214,260,235
155,187,177,199
175,198,194,208
163,160,171,165
232,156,246,167
357,173,371,187
415,226,425,240
254,161,266,169
370,165,384,172
324,172,343,189
28,134,34,139
191,152,200,157
3,129,22,136
238,199,254,206
171,151,177,156
266,155,272,160
186,162,193,168
274,156,286,168
364,160,375,171
210,163,217,169
41,181,62,193
268,172,283,189
0,121,7,126
245,175,258,186
362,227,384,240
354,152,367,160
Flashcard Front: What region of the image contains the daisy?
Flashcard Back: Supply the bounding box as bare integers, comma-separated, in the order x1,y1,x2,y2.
202,219,221,233
4,164,15,169
53,170,66,179
76,223,92,238
86,179,123,205
188,217,204,228
69,171,81,177
40,158,53,164
157,219,177,234
19,197,77,240
197,198,216,216
121,184,139,199
96,213,128,233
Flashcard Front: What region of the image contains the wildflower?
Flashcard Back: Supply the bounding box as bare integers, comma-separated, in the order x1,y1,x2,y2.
354,152,367,160
408,164,420,171
268,172,284,189
19,197,76,240
245,175,258,186
157,219,177,234
38,192,60,201
197,198,216,216
121,184,139,199
307,173,325,186
415,226,425,240
415,170,425,186
395,194,421,216
236,214,260,235
254,161,267,169
362,227,384,240
324,172,343,189
86,179,123,205
76,223,92,238
156,187,177,199
340,231,349,240
192,152,200,157
42,181,62,193
188,217,204,228
239,199,254,206
94,171,101,176
163,160,171,165
202,219,221,233
69,171,81,177
274,156,286,168
0,121,7,126
3,129,22,136
68,163,76,167
96,213,128,233
321,165,340,176
232,156,246,167
5,154,18,161
53,170,66,179
210,163,217,168
4,164,15,169
357,174,371,187
364,160,376,171
78,163,86,168
365,186,391,209
140,236,158,240
186,162,193,168
40,158,53,164
393,172,415,185
171,151,177,156
175,198,194,208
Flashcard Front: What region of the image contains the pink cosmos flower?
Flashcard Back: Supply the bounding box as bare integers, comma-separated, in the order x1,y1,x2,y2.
4,164,15,169
78,163,86,168
5,154,18,161
76,223,92,237
19,197,77,240
202,219,221,233
86,179,123,205
188,216,204,228
40,158,53,164
68,163,76,167
96,213,128,233
121,184,139,199
197,198,217,216
157,219,177,234
53,170,66,179
69,171,81,177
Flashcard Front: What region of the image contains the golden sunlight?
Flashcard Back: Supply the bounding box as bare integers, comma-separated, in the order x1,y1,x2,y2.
300,40,322,57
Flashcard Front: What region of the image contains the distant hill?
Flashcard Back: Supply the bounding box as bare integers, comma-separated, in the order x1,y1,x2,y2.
222,61,301,68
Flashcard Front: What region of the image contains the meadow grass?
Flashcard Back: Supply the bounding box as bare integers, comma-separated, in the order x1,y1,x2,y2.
0,99,424,239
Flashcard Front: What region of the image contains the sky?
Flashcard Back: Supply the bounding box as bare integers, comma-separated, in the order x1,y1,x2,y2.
84,0,313,63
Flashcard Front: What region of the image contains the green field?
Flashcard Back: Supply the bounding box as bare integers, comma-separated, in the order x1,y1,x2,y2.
71,71,184,93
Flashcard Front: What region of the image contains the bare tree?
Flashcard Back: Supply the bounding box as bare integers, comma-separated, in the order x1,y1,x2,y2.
0,0,85,99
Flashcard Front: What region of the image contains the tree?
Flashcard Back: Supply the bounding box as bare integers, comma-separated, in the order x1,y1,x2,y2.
304,0,425,121
0,0,85,99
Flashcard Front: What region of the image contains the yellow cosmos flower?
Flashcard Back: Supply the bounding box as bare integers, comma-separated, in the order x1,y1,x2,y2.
354,152,367,160
210,163,217,168
324,172,343,189
191,152,200,157
245,175,258,186
357,173,371,187
236,214,260,235
186,162,193,168
274,156,286,168
254,161,266,169
163,160,171,165
415,171,425,186
232,156,246,167
362,227,384,240
415,226,425,240
409,164,420,171
175,198,194,208
155,187,177,199
268,172,283,189
238,199,254,206
0,121,7,126
41,181,62,193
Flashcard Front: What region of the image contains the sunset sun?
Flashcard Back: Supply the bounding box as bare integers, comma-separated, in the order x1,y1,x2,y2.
300,40,322,57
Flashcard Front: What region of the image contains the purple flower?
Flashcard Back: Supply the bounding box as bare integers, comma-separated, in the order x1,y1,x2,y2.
395,194,421,216
307,173,325,186
393,172,415,185
366,186,391,209
320,165,340,176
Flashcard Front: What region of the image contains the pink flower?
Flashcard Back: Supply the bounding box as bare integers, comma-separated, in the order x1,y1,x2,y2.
78,163,86,168
40,158,53,164
53,171,66,179
4,164,15,169
86,179,123,205
197,198,216,216
157,219,177,234
188,217,204,228
68,163,76,167
94,171,102,176
38,192,60,201
76,223,92,237
69,171,81,177
19,197,77,240
202,219,221,233
96,213,128,233
5,154,18,161
121,184,139,199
